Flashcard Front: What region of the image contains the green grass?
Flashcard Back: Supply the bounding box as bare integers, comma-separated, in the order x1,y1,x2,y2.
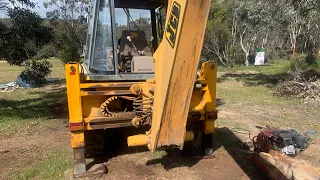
9,150,72,180
218,60,291,75
217,59,320,107
0,59,70,180
216,59,320,132
217,81,299,106
0,58,65,83
151,150,168,160
310,61,320,69
0,87,67,134
0,58,67,133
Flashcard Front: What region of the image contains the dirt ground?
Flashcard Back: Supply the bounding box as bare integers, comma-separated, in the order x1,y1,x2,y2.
2,120,319,180
0,119,268,180
1,71,320,180
0,116,269,180
0,120,71,179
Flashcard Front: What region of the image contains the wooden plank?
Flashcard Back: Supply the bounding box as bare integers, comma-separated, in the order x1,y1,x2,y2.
260,150,320,180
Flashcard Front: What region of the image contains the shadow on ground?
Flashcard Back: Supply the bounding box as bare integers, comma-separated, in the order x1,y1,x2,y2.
86,126,151,170
218,72,288,87
218,68,320,88
213,127,266,179
0,84,68,120
217,98,224,107
87,127,266,179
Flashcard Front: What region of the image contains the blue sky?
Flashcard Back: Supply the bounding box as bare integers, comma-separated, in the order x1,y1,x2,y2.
0,0,50,18
115,8,150,25
0,0,150,25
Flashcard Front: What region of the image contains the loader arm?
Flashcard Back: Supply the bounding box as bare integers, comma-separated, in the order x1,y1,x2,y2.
149,0,211,151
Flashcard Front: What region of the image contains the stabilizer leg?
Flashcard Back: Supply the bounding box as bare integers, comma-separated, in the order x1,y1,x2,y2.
201,133,214,155
73,148,86,178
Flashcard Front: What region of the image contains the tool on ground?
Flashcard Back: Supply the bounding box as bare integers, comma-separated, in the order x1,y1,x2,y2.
250,127,320,180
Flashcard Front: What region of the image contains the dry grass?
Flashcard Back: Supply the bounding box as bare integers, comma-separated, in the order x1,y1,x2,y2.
0,61,24,83
0,58,65,84
216,62,320,133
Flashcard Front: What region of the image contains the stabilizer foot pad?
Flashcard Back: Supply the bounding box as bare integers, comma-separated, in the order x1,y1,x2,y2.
74,163,108,178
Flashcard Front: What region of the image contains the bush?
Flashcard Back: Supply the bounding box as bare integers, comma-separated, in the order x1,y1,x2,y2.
267,49,291,61
289,54,309,72
228,44,246,65
20,59,53,87
34,44,57,59
305,53,317,65
58,44,81,64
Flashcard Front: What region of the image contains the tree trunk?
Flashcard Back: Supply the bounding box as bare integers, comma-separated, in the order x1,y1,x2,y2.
204,46,228,66
245,53,249,66
292,41,296,57
240,27,250,66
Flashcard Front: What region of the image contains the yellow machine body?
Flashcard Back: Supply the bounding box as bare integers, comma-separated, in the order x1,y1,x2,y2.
150,0,212,151
65,0,217,177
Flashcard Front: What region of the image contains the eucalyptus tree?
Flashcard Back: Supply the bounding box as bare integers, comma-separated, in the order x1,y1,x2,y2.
44,0,89,63
203,0,235,66
0,0,52,65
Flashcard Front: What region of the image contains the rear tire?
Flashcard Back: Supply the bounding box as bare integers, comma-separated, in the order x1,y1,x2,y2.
84,130,105,158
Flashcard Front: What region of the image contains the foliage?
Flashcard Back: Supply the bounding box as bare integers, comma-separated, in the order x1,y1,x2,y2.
228,44,246,65
20,59,53,87
0,0,54,86
0,0,7,10
57,41,81,63
34,44,57,59
44,0,88,63
290,54,309,72
130,17,152,40
203,0,233,66
0,7,52,65
0,59,65,133
203,0,320,67
289,53,320,72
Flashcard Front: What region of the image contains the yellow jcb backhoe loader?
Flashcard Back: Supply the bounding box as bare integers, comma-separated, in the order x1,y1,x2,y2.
65,0,217,177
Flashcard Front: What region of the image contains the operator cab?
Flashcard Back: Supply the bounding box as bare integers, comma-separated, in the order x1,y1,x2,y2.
83,0,165,81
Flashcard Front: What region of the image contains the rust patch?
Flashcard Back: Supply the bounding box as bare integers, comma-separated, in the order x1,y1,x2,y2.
207,111,218,120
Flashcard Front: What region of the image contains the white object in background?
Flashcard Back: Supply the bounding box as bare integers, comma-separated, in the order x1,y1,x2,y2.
255,52,265,65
